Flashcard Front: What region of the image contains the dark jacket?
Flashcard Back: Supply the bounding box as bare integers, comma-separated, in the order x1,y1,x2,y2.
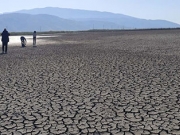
1,29,10,43
20,36,26,42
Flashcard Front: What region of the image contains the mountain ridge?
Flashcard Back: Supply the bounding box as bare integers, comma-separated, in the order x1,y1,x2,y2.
0,7,179,32
15,7,136,19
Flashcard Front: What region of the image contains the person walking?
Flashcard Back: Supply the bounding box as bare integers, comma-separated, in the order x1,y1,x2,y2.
1,28,10,54
33,31,36,46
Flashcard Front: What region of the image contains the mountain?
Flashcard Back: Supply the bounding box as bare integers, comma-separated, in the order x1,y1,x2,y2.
0,7,179,32
16,7,135,19
15,7,180,29
0,13,87,32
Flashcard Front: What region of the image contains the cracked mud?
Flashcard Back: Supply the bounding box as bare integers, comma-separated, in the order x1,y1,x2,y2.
0,30,180,135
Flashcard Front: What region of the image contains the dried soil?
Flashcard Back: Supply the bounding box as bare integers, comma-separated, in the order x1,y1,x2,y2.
0,29,180,134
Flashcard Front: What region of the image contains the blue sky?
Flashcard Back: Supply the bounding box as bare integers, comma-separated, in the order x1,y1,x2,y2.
0,0,180,24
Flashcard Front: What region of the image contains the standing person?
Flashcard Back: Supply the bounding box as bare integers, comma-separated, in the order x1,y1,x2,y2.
20,36,27,47
1,28,10,54
33,31,36,46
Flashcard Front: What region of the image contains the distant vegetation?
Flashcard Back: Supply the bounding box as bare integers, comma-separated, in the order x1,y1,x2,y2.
9,28,180,36
10,31,74,36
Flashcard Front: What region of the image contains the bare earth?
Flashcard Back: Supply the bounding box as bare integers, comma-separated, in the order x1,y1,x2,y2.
0,29,180,135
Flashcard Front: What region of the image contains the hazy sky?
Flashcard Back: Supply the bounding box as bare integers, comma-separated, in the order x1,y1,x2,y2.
0,0,180,24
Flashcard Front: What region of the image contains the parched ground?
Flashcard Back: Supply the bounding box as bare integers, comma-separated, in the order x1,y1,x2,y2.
0,29,180,135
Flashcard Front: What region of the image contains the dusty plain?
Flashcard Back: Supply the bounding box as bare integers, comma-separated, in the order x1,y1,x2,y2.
0,29,180,134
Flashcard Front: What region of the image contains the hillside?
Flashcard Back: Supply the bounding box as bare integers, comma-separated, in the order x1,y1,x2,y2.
0,13,86,32
0,7,179,32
